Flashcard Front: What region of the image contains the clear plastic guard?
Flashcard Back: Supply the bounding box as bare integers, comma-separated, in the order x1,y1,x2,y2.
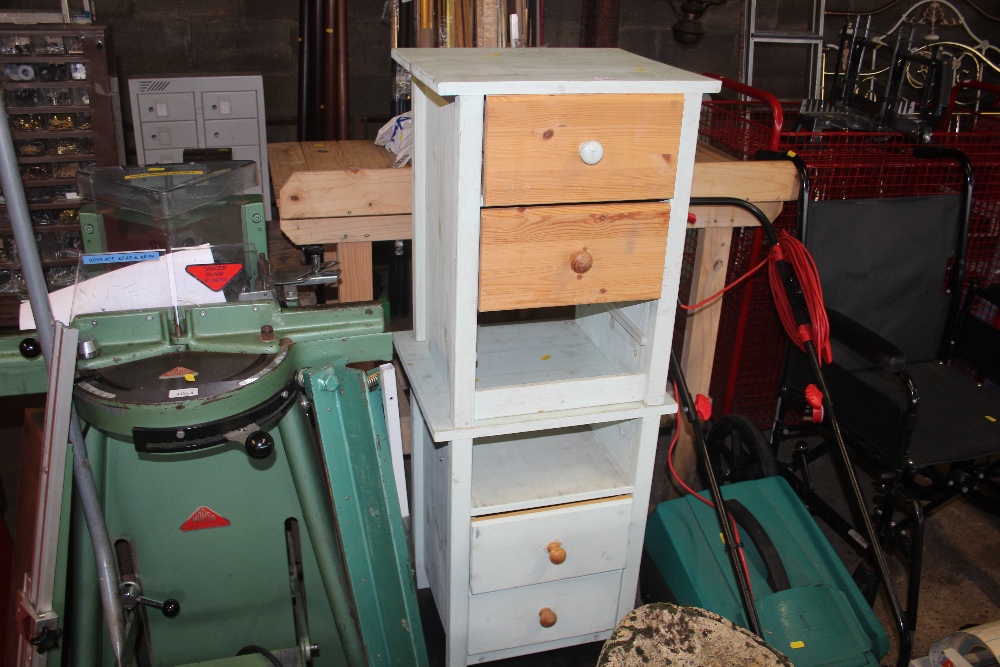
65,243,273,324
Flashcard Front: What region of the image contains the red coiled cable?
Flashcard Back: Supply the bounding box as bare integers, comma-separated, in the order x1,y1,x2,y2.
767,232,832,365
679,232,832,366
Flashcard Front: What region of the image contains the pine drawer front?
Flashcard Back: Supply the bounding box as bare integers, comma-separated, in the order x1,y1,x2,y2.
481,93,683,207
470,496,632,594
478,203,670,311
467,570,623,655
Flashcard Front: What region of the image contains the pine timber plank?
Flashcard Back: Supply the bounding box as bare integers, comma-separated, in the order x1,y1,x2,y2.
482,94,683,207
479,203,670,311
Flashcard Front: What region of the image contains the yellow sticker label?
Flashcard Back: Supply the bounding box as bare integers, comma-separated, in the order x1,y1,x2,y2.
790,641,805,649
125,170,205,180
540,354,551,361
184,373,196,382
786,150,797,158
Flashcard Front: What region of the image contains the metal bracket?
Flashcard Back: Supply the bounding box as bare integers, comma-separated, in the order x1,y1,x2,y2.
15,590,61,655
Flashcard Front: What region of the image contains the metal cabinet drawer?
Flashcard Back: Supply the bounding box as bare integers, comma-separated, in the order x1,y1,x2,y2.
470,496,632,594
481,93,683,207
136,92,196,122
205,118,259,147
141,121,198,149
467,570,623,655
478,202,670,311
202,91,259,120
143,148,185,164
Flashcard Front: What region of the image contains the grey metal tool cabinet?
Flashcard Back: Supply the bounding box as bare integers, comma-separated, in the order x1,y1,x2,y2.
128,74,271,218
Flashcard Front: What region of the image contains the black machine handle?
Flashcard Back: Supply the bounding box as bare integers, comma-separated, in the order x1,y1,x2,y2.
722,499,792,594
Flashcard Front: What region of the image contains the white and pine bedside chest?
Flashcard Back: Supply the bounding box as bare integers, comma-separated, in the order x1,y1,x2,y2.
391,47,720,666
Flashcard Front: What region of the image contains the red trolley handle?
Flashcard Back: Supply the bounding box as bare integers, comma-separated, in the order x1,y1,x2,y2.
941,80,1000,131
703,73,784,152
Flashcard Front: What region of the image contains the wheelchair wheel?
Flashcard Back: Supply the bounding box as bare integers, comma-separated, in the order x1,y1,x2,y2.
706,414,777,483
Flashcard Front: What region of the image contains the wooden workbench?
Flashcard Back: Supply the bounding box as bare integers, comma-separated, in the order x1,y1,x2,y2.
267,140,796,304
268,140,412,303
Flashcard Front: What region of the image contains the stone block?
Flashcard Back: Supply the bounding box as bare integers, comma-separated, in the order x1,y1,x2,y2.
542,0,582,26
242,0,301,20
109,18,192,77
262,72,299,119
133,0,241,19
618,25,657,60
350,73,392,120
348,0,387,21
660,29,739,77
93,0,134,19
543,20,580,48
350,18,391,76
190,19,296,73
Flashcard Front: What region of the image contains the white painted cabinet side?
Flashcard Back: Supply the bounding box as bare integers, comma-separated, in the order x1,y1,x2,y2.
445,438,473,667
412,402,429,590
415,82,484,429
411,80,430,341
616,416,664,621
644,93,707,403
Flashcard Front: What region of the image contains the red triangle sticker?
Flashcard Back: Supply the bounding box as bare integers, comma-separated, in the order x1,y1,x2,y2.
180,506,231,532
185,263,242,291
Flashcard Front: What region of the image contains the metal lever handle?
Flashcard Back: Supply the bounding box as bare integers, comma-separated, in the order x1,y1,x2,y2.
137,596,181,619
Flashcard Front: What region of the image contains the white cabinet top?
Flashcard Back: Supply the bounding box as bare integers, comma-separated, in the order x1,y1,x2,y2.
392,48,721,96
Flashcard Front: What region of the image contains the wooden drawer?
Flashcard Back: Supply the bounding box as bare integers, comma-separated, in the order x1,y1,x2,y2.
470,496,632,594
482,93,683,207
478,202,670,311
467,570,623,655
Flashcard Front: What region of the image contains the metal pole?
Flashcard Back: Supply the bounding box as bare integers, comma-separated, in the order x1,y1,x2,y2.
0,97,126,662
279,399,365,666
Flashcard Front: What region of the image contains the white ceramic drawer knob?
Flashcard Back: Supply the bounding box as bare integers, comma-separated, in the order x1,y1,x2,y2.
579,140,604,165
539,607,557,628
547,541,567,564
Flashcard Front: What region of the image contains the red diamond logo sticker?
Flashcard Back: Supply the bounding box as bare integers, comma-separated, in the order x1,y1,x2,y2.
180,506,231,532
185,263,242,291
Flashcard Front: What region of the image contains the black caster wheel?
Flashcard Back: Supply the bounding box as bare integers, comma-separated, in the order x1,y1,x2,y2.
706,414,777,484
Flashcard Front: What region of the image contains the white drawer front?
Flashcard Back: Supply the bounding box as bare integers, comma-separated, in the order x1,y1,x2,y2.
143,148,185,164
470,497,631,594
137,92,196,122
141,121,197,149
205,118,259,147
467,570,623,655
202,90,258,119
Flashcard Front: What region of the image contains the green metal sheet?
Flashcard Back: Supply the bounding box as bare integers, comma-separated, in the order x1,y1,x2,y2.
307,363,429,667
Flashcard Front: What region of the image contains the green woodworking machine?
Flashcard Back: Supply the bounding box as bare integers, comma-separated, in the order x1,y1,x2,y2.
0,148,427,667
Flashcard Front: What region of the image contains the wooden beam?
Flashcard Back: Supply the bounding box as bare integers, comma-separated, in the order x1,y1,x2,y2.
692,160,799,202
688,202,783,228
279,169,413,219
336,241,375,303
280,214,413,245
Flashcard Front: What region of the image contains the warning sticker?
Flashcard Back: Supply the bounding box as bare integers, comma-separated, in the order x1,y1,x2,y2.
160,366,198,380
180,506,231,532
185,263,242,291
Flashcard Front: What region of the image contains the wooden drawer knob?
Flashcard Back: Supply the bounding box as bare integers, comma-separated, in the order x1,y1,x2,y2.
579,140,604,165
546,541,567,564
570,250,593,274
539,607,557,628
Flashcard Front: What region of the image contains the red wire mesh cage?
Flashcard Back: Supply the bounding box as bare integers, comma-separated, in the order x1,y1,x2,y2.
697,76,1000,428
